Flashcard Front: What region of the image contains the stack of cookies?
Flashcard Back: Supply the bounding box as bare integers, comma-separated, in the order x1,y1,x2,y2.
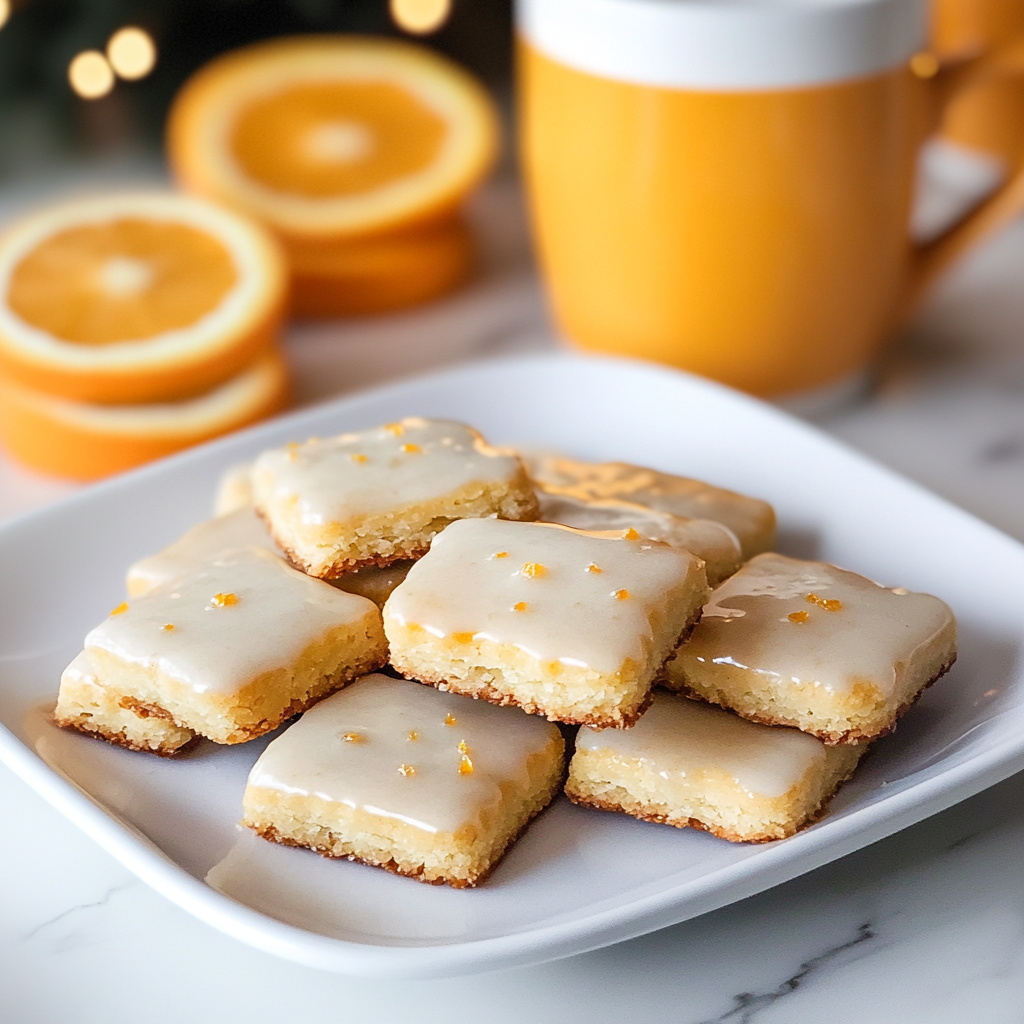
53,416,958,887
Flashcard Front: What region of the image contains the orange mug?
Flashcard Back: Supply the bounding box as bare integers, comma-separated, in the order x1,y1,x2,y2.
518,0,1024,398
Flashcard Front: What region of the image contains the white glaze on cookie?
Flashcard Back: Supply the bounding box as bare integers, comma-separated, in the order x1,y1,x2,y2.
91,546,378,696
679,552,955,697
246,674,560,833
524,454,775,557
577,690,827,798
252,418,527,526
126,507,278,596
385,518,704,675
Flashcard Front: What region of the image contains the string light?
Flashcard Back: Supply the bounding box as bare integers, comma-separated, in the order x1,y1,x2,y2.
107,26,157,80
390,0,452,35
68,51,115,100
0,0,11,31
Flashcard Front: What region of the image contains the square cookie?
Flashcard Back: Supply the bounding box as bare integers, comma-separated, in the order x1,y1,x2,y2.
54,650,196,756
663,553,957,744
242,673,565,887
524,454,776,559
536,488,742,585
384,518,710,727
566,691,866,842
252,418,539,578
67,546,387,746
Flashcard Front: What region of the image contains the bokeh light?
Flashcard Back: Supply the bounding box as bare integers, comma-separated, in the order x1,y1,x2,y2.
68,50,115,99
389,0,452,35
107,27,157,81
0,0,10,31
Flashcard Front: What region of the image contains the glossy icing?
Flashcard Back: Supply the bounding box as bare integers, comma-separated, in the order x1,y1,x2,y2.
677,552,954,697
126,507,278,596
535,489,741,578
524,454,775,557
246,674,560,833
577,691,827,798
252,418,528,526
385,518,703,675
91,546,378,696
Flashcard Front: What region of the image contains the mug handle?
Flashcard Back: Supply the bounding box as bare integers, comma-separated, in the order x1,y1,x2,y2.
906,35,1024,312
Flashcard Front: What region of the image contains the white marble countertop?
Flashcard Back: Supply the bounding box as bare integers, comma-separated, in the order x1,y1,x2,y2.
4,160,1024,1023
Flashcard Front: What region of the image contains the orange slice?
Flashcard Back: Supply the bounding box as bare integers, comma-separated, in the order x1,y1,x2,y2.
0,351,288,481
167,36,499,243
0,192,287,404
288,215,473,317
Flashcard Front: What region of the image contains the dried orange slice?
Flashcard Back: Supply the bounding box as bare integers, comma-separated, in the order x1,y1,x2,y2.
288,215,473,317
0,193,287,404
0,350,288,481
167,36,499,244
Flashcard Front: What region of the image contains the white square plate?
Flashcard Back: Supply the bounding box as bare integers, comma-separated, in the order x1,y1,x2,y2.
1,351,1022,978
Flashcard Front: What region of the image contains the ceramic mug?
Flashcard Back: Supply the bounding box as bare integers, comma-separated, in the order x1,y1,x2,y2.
517,0,1024,398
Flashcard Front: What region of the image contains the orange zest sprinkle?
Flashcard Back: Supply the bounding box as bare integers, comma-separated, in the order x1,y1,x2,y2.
622,528,640,540
401,443,423,454
806,592,842,612
586,562,603,574
342,732,365,743
513,601,528,612
210,592,238,607
161,623,175,631
350,453,368,464
384,422,405,436
110,601,128,616
805,593,819,605
492,551,509,559
398,763,416,776
444,712,457,726
458,739,470,754
613,589,631,601
407,730,418,741
521,562,547,578
788,610,809,623
459,754,474,775
451,631,474,643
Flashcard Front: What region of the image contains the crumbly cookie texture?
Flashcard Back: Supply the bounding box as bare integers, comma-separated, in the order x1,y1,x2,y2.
535,487,742,585
55,650,196,756
252,418,539,578
242,674,565,887
126,506,279,597
70,546,387,746
523,453,775,560
566,691,866,842
384,518,710,728
663,552,957,744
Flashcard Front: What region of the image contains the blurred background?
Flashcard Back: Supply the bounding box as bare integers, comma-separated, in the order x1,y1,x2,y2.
0,0,513,180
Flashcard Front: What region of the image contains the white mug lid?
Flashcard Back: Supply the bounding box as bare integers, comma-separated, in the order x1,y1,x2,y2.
516,0,928,91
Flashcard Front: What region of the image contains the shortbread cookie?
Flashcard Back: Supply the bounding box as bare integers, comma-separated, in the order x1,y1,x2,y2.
566,691,866,842
330,560,415,608
663,553,957,744
252,418,538,578
214,461,254,516
126,506,279,596
55,650,196,756
73,546,387,745
385,518,710,727
536,488,742,585
524,454,775,559
243,674,565,887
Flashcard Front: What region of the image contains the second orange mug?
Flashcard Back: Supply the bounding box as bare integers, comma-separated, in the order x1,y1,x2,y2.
518,0,1024,398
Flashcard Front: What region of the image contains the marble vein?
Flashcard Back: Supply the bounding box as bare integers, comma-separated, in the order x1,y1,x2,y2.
24,881,134,944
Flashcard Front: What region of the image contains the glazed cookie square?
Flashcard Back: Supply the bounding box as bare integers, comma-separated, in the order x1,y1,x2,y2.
70,546,387,746
252,418,539,578
663,553,957,744
54,650,196,756
384,518,710,728
566,691,866,843
242,673,565,887
524,454,776,559
126,506,279,597
536,488,742,585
